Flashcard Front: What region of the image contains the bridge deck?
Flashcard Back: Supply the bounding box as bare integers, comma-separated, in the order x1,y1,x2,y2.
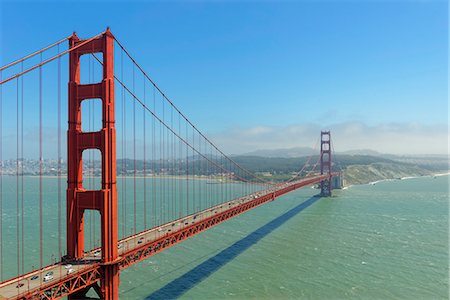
0,174,328,300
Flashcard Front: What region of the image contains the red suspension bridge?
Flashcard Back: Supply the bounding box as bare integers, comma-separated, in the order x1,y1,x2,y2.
0,29,340,299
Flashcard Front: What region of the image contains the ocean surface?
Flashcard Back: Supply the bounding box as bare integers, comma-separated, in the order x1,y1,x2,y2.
0,175,448,299
118,175,448,299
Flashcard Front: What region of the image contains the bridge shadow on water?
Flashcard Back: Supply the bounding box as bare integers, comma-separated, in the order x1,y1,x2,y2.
145,195,321,300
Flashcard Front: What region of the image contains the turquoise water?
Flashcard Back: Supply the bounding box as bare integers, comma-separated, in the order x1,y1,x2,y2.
0,176,264,280
1,175,448,299
118,175,448,299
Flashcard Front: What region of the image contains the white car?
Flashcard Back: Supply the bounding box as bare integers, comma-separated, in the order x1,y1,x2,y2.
67,268,75,275
43,274,53,282
64,264,72,269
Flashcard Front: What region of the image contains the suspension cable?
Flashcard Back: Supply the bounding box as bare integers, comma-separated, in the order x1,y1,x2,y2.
0,32,104,85
304,155,320,177
91,53,264,185
283,138,320,184
112,36,272,185
0,36,70,72
330,138,342,173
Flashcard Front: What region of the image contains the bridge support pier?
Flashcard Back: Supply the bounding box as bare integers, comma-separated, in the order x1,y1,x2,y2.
101,265,120,299
67,28,119,299
320,131,332,197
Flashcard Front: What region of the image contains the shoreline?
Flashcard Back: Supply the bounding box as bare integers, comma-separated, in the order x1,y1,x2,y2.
360,171,450,188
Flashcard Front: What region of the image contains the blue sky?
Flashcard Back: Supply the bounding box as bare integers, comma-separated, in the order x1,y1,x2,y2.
0,0,448,155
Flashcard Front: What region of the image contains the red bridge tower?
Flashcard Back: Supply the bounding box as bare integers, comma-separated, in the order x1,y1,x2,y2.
320,131,332,196
67,29,119,299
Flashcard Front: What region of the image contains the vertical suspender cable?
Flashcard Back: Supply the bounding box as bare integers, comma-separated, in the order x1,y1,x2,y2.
169,107,173,218
152,86,156,229
39,52,43,275
211,141,213,207
171,107,175,218
228,157,231,202
207,138,210,209
162,97,166,223
167,104,170,217
179,114,182,218
164,109,167,223
165,99,169,221
186,122,189,216
16,77,20,278
166,99,169,221
204,136,206,210
121,50,126,239
227,156,230,203
199,134,202,210
161,100,164,224
160,110,163,225
159,116,162,225
192,127,195,212
220,146,223,205
171,107,174,218
159,101,163,225
133,64,136,236
120,49,123,239
57,46,62,269
143,75,147,229
196,129,199,211
21,62,24,275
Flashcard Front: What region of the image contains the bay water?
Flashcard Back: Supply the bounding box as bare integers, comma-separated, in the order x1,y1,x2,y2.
0,175,448,299
119,175,448,299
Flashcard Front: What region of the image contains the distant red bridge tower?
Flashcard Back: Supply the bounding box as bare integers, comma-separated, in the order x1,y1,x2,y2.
320,131,332,196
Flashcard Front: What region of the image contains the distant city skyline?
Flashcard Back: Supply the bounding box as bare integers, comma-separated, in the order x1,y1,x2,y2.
0,1,447,158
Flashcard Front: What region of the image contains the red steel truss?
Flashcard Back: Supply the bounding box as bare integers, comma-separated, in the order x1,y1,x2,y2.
8,266,101,300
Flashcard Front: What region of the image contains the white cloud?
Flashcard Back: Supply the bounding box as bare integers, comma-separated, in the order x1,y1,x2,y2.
208,121,449,155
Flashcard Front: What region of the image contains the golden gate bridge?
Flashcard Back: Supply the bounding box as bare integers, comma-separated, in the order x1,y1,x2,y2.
0,29,340,299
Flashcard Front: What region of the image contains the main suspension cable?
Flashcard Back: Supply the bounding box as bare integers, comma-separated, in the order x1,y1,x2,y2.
283,138,320,184
112,36,272,186
91,53,264,186
0,32,104,85
0,35,70,72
